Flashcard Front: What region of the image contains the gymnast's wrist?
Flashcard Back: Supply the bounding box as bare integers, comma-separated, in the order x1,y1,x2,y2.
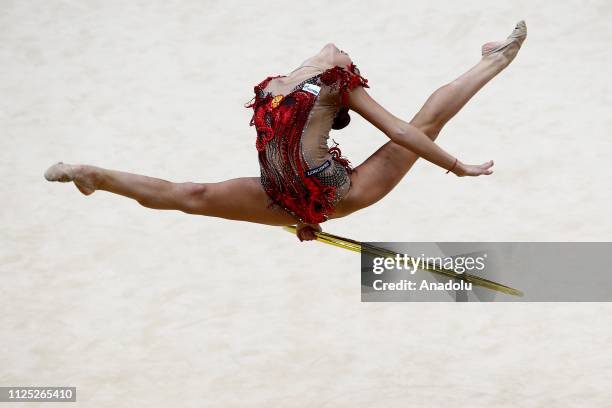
448,159,465,176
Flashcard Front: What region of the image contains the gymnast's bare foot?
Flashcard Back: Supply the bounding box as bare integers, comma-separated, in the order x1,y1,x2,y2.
44,162,99,195
481,20,527,68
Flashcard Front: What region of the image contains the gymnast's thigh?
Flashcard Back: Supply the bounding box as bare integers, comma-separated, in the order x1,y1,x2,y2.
331,141,420,218
192,177,297,226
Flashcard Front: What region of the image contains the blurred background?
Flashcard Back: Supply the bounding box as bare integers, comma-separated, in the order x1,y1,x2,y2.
2,0,611,406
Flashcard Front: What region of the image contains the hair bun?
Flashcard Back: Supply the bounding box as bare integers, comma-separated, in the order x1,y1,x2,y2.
332,107,351,130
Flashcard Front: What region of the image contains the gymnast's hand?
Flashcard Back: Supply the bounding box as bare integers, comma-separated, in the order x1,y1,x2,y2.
296,222,322,242
453,160,495,177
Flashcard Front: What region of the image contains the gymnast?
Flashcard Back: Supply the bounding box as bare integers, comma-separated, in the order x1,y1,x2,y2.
45,21,527,242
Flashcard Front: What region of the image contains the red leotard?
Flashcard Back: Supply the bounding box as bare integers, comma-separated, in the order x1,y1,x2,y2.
245,62,369,224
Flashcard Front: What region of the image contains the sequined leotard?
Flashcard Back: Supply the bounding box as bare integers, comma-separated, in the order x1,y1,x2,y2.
245,62,369,224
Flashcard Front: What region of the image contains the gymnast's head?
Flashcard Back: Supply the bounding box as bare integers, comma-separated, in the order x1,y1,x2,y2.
318,42,352,68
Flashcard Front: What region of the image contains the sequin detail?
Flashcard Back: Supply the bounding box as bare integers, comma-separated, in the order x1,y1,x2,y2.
244,63,369,223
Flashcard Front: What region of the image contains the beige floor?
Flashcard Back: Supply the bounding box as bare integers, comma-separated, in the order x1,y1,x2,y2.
2,0,611,406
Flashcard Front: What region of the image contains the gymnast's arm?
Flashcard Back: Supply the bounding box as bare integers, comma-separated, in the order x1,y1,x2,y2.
347,87,493,177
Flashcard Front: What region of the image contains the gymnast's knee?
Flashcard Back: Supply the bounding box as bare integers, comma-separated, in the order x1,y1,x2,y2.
176,182,210,214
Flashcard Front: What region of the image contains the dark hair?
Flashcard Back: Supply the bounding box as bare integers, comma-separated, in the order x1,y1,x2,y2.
332,107,351,130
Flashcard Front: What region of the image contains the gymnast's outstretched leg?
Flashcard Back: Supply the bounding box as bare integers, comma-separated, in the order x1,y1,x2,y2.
334,21,527,217
44,163,297,226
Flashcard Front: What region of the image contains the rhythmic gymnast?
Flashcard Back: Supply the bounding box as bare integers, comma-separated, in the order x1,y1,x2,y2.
45,21,527,242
